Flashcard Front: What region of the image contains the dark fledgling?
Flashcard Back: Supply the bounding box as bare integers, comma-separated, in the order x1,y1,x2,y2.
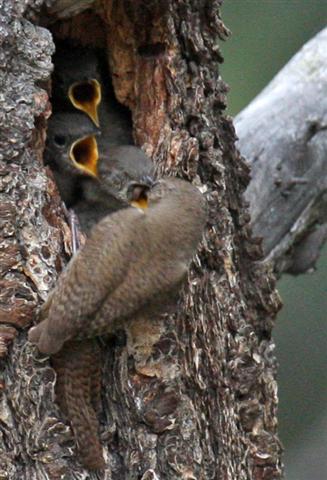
52,43,133,143
45,112,154,230
44,112,100,206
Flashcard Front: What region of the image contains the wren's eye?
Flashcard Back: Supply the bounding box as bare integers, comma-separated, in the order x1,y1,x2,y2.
54,134,67,147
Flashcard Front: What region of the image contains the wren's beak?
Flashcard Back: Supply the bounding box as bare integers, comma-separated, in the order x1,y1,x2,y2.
69,135,99,177
126,178,155,210
68,79,101,127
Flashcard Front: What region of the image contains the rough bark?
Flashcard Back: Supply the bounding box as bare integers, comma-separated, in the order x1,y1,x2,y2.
1,1,285,479
236,27,327,276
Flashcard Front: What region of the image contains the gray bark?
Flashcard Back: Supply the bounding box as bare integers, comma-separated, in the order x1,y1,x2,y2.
235,27,327,275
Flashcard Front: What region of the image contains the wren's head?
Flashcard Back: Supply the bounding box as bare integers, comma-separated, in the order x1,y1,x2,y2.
44,112,100,177
95,145,155,200
127,176,207,220
127,176,193,203
74,145,155,231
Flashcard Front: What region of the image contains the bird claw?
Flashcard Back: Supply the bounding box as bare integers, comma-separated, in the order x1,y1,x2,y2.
62,204,83,255
68,209,81,254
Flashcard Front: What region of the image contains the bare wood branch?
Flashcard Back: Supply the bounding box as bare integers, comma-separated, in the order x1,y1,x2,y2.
235,27,327,275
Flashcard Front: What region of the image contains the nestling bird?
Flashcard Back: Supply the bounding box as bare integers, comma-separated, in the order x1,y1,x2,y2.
28,177,207,355
44,112,100,206
52,43,133,144
52,44,102,126
45,111,154,229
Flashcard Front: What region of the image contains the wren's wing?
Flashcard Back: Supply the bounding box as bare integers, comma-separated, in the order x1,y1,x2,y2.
28,207,145,355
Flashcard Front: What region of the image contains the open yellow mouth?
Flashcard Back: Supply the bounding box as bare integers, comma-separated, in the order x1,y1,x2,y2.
128,183,150,209
131,198,148,209
69,135,99,177
68,79,101,127
130,185,149,209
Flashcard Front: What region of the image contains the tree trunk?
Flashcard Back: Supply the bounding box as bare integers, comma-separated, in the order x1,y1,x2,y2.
0,1,288,478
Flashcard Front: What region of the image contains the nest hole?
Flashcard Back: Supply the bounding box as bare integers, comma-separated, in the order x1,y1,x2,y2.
41,8,139,211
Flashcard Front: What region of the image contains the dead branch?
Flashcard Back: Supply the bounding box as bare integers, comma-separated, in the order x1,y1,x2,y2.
236,27,327,275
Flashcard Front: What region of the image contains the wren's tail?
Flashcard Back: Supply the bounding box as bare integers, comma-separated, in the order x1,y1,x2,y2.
28,322,65,355
52,339,105,471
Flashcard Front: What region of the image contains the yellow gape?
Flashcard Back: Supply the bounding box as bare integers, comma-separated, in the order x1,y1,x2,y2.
131,198,148,210
130,184,149,210
68,79,101,127
69,135,99,177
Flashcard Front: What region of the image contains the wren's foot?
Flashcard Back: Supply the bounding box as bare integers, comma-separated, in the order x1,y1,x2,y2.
68,209,80,254
62,205,84,255
28,323,65,355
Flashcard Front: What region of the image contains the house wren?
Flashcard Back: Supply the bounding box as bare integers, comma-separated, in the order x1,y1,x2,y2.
28,177,207,354
29,177,207,469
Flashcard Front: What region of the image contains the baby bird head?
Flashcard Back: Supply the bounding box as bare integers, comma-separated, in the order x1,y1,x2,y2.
45,112,100,177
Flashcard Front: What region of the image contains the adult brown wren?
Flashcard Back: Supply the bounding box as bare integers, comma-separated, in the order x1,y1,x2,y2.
28,176,207,354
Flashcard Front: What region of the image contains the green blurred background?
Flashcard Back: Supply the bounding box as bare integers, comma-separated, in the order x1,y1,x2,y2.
220,1,327,479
